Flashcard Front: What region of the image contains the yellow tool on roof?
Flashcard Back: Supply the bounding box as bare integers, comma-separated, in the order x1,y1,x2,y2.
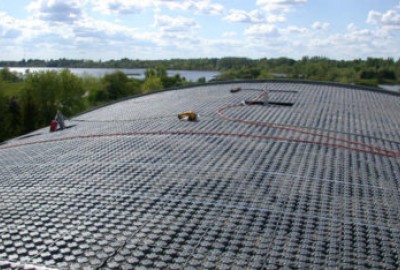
178,111,198,122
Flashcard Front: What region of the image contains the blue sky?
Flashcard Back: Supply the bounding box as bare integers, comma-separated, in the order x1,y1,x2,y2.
0,0,399,60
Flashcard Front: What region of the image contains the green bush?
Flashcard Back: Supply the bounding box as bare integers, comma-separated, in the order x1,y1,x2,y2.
141,77,163,93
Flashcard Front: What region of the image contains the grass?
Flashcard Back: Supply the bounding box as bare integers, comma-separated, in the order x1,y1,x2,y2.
0,82,25,97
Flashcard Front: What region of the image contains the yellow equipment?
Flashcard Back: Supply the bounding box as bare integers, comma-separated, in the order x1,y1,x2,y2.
178,111,198,122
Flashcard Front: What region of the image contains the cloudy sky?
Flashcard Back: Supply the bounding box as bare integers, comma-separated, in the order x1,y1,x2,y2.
0,0,399,60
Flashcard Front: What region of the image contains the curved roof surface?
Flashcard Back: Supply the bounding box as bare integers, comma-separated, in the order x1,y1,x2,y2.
1,81,400,269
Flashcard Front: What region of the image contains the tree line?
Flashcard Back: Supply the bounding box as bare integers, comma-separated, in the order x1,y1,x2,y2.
1,56,399,85
0,66,189,142
214,56,400,86
0,58,219,71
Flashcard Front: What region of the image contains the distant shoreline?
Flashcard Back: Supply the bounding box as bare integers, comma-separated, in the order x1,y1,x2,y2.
4,67,221,82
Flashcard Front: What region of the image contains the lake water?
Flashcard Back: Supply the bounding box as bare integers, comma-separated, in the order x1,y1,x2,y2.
7,67,220,82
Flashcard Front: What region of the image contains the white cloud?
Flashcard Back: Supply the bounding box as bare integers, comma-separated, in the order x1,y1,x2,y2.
0,12,23,39
312,26,373,48
222,31,237,38
224,9,264,23
344,28,373,43
188,0,224,15
154,15,200,32
224,9,285,23
0,11,55,43
21,0,211,59
0,0,396,61
0,1,159,59
23,0,162,47
245,24,280,38
367,9,400,26
239,12,399,60
27,0,88,23
91,0,224,15
256,0,307,12
155,0,225,15
283,25,309,34
347,23,357,32
91,0,152,15
266,13,286,23
237,0,305,29
202,37,242,47
305,21,400,59
345,23,378,38
366,5,400,39
74,18,137,39
312,21,330,31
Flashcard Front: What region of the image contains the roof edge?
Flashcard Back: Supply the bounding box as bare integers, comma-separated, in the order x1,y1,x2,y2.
73,79,400,118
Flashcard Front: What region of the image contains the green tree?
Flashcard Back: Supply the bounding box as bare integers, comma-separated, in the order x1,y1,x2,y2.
377,68,396,82
58,70,86,116
20,70,88,132
102,71,130,100
24,71,59,125
216,57,254,70
127,79,143,95
162,74,187,88
7,97,22,137
85,76,105,105
145,66,167,79
197,77,206,84
0,91,11,141
0,68,20,82
144,66,186,89
141,77,163,93
257,70,273,79
20,89,39,133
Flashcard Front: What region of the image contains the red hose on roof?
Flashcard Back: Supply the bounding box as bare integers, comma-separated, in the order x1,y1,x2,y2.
1,90,399,158
0,130,399,157
217,91,400,158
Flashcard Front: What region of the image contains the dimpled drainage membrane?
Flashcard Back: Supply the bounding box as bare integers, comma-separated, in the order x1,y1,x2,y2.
0,81,400,270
